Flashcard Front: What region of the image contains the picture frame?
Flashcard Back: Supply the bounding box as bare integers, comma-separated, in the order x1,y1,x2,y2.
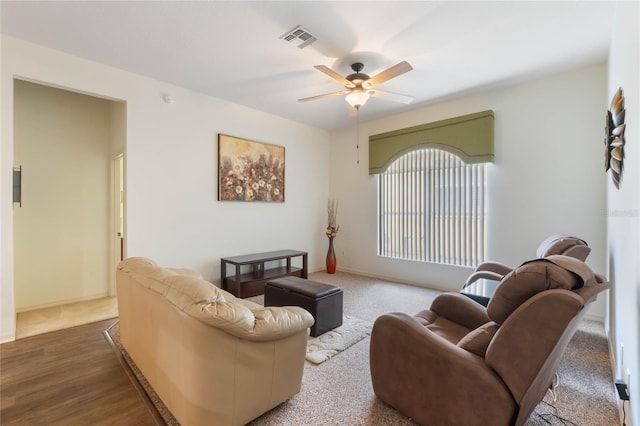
218,134,285,202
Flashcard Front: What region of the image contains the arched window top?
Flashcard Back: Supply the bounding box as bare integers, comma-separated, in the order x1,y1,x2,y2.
385,144,468,170
369,110,494,174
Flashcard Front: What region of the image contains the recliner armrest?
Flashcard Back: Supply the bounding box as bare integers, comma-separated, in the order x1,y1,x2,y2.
474,261,513,276
462,270,504,289
430,293,490,330
462,261,513,289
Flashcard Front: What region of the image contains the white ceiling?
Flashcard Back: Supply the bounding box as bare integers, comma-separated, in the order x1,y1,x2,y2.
1,1,616,130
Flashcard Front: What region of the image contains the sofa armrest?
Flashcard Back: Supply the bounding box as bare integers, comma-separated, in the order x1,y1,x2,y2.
370,312,515,426
251,306,315,340
187,302,314,342
430,292,490,330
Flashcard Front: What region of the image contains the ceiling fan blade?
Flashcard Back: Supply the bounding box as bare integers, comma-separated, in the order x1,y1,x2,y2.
369,89,414,104
298,90,350,102
363,61,413,89
314,65,356,89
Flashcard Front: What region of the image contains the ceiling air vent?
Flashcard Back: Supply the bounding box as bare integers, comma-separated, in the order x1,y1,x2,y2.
281,25,317,49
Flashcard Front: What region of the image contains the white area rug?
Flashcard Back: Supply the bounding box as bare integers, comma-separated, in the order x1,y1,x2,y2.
306,315,372,364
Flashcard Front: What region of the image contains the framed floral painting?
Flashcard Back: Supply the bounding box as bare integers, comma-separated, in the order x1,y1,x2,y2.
218,134,285,202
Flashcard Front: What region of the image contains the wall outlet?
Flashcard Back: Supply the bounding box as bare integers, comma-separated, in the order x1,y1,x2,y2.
615,379,630,401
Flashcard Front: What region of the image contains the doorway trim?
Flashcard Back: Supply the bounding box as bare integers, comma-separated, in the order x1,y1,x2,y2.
109,154,125,296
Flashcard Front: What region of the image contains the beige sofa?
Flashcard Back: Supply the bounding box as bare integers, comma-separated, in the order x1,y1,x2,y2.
116,257,314,426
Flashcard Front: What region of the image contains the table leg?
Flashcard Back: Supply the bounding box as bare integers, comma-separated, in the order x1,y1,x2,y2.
221,261,227,290
302,254,308,278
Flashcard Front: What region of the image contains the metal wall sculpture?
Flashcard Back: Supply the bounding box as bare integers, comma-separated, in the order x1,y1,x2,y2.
604,87,626,189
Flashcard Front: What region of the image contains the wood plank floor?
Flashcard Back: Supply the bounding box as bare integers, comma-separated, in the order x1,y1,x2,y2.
0,319,159,425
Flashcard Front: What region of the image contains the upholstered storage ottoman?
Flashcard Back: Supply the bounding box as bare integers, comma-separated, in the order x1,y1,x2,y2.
264,276,343,337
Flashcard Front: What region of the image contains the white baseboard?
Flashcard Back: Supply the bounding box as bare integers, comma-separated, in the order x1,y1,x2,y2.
328,266,453,293
583,312,606,323
1,332,16,344
16,292,111,313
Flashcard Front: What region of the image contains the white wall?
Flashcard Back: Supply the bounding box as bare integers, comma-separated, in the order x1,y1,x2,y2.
607,2,639,424
1,36,330,342
13,80,112,311
329,63,608,318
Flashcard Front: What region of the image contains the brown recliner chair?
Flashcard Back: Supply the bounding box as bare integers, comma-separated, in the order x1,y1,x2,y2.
462,234,591,289
369,255,609,426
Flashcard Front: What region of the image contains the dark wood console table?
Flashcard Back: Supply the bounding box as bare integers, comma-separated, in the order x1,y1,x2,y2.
221,250,308,298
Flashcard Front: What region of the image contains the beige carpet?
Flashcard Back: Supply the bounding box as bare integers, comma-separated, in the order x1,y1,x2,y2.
108,271,620,426
247,272,618,426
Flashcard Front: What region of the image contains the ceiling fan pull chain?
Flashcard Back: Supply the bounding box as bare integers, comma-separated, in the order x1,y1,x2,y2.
356,106,360,165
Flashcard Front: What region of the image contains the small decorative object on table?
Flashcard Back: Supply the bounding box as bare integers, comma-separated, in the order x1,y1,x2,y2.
326,199,339,274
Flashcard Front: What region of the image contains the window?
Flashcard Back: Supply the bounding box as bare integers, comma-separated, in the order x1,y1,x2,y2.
378,148,486,267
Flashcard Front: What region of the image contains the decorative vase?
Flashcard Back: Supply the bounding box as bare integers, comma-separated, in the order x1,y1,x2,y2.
326,237,337,274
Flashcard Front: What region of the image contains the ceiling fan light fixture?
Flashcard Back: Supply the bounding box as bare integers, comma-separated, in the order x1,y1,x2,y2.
301,60,413,110
345,89,370,108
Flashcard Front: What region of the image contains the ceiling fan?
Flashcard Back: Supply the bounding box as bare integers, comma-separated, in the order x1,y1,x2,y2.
299,61,414,109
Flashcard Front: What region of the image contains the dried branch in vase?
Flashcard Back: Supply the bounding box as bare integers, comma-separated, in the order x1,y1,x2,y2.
326,199,340,238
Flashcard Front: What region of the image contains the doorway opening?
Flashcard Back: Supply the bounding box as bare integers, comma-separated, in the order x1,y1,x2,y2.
13,79,126,338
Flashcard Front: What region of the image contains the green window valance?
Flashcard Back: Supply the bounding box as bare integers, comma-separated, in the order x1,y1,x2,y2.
369,110,494,174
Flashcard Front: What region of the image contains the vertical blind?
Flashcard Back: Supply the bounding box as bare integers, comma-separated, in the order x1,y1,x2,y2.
378,149,486,267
